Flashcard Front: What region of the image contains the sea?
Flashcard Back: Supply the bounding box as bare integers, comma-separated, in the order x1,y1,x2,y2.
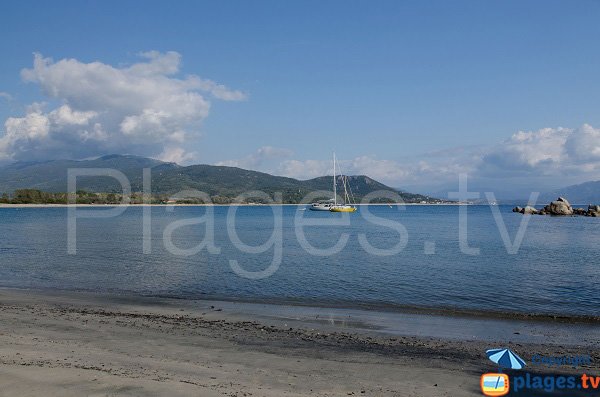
0,205,598,317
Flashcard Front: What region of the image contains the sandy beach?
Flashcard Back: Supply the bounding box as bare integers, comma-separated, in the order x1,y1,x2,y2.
0,288,597,397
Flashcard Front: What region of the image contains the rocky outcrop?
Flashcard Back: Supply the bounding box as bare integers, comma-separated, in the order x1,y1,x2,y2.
512,205,539,215
514,197,600,217
543,197,573,216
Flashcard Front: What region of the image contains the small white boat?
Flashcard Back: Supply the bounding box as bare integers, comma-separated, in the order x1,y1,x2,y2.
309,200,334,211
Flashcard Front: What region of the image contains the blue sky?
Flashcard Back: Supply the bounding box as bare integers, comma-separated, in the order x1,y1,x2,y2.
1,1,600,197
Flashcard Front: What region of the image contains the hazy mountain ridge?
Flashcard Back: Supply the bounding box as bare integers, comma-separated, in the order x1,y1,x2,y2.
0,155,178,193
0,155,437,203
540,180,600,205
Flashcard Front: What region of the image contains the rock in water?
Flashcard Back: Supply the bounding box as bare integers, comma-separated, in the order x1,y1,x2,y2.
522,206,538,214
588,205,600,217
543,197,574,215
513,196,599,217
557,197,571,206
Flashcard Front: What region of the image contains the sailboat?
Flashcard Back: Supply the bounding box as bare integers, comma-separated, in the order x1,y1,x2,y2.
329,153,357,213
309,199,334,211
308,153,357,212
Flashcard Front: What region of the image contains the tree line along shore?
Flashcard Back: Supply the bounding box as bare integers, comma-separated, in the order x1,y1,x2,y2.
0,189,248,205
0,188,446,205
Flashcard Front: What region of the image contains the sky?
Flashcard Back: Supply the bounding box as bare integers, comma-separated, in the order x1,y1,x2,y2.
1,0,600,198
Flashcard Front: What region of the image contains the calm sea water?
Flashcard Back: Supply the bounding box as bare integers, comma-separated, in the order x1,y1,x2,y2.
0,205,598,316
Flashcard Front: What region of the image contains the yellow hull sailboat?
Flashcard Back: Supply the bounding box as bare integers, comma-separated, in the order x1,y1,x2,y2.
329,152,357,213
330,205,357,213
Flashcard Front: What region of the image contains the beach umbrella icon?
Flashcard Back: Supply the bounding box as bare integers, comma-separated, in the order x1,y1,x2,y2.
486,348,526,370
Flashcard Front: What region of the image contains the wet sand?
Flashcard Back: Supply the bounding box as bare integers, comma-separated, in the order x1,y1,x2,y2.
0,288,597,396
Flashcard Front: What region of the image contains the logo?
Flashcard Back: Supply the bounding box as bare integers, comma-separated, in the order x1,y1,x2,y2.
481,348,524,396
486,348,526,370
480,348,600,394
481,373,509,396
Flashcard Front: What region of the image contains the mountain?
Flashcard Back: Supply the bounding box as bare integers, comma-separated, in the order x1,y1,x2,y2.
0,155,179,193
541,180,600,205
0,154,439,203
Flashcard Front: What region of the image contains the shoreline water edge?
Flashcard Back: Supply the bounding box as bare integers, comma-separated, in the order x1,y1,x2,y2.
0,287,598,396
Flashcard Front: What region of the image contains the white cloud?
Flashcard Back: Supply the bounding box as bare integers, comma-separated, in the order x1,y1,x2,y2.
49,105,97,127
190,76,248,101
278,159,331,179
216,146,294,169
4,111,50,140
481,127,570,175
564,123,600,163
276,156,415,183
276,153,475,187
0,92,12,101
0,110,49,160
159,146,196,164
210,123,600,199
481,124,600,177
1,52,245,162
350,156,412,181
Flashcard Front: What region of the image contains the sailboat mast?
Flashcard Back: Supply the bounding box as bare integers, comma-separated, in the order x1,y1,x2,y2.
333,152,337,206
343,175,349,205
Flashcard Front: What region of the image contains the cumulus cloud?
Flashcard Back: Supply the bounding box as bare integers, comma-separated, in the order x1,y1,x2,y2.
481,124,600,177
233,124,600,196
564,124,600,164
481,127,570,175
0,52,245,162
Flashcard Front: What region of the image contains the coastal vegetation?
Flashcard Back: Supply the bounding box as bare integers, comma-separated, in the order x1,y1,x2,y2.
0,189,161,205
0,155,446,204
0,188,445,205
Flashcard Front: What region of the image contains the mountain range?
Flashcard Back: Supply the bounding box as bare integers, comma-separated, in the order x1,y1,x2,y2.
540,180,600,205
0,155,440,204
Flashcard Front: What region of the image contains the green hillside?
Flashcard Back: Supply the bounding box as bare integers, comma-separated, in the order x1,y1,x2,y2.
0,155,177,193
0,154,440,204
